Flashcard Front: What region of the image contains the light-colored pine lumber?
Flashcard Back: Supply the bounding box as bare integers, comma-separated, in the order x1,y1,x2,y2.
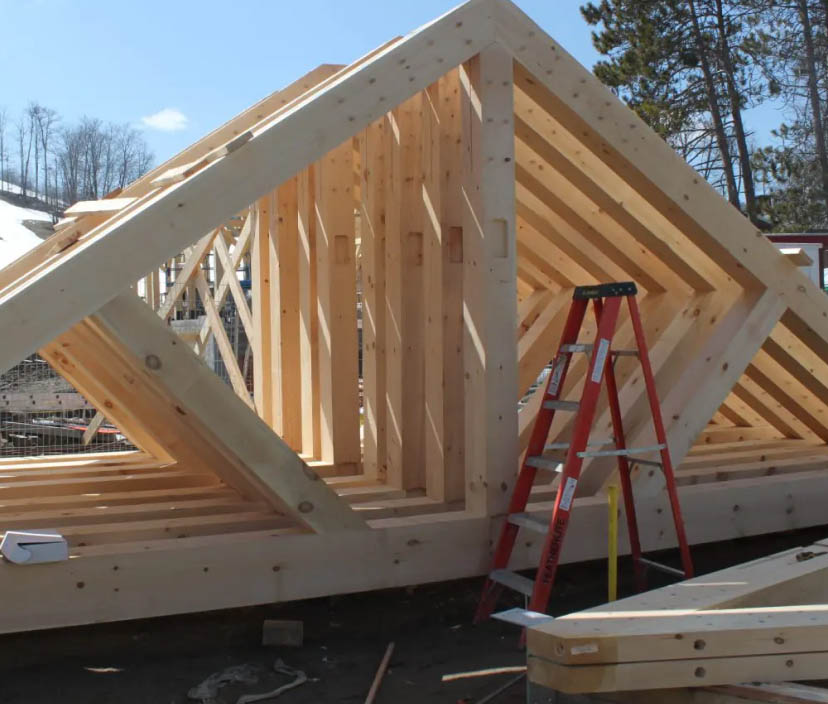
269,178,302,449
460,44,519,515
297,166,322,459
398,92,426,490
251,196,274,424
5,0,828,639
92,293,367,532
315,139,360,468
359,120,387,481
64,198,136,216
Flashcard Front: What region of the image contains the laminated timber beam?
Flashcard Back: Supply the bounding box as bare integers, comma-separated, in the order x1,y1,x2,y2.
497,1,828,355
90,293,367,532
592,289,787,494
527,539,828,694
5,470,828,634
460,43,519,516
548,683,828,704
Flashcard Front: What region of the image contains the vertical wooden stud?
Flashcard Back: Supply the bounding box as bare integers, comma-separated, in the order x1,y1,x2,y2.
360,121,387,481
270,178,303,450
298,167,322,459
385,94,426,490
252,195,274,425
460,47,519,516
384,109,404,487
315,141,360,469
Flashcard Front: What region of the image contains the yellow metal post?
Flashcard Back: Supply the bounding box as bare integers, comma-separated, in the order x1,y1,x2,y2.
607,485,619,601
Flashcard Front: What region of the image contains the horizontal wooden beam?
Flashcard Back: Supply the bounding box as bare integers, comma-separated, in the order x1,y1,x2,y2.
4,466,828,633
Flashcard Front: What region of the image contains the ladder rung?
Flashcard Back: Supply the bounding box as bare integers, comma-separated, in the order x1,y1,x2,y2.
525,455,563,472
490,569,535,597
508,512,549,534
637,557,685,578
561,345,639,358
543,400,580,411
627,457,663,468
492,607,554,628
545,438,614,451
577,444,665,459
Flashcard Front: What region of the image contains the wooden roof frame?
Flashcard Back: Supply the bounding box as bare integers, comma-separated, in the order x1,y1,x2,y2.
1,0,828,633
3,0,825,366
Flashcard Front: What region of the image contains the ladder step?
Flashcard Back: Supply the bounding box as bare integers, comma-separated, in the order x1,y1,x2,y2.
490,569,535,597
492,607,554,628
577,444,665,459
560,345,638,357
637,557,685,578
543,400,580,411
545,438,614,451
627,457,663,468
525,455,564,472
508,512,549,534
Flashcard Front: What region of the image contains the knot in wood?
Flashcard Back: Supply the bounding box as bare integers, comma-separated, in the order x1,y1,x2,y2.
144,354,162,371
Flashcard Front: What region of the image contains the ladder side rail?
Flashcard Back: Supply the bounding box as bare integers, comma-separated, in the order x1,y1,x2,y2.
509,297,589,515
473,297,589,623
529,295,624,613
599,298,646,591
626,295,694,578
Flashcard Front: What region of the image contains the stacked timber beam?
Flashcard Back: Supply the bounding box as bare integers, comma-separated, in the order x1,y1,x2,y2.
527,539,828,699
0,0,826,634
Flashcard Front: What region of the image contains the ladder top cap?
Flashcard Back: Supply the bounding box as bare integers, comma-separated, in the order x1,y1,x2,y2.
573,282,637,300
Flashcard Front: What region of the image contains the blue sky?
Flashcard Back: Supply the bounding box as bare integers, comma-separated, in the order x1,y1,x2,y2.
0,0,781,166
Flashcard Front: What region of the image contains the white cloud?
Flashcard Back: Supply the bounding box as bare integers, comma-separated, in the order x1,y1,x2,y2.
141,108,189,132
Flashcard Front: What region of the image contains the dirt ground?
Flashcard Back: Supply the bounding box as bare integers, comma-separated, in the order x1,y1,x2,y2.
1,527,825,704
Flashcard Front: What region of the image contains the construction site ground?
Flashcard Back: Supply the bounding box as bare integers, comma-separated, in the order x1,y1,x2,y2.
2,527,825,704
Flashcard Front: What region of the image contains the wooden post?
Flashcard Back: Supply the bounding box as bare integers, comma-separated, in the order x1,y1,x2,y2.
315,140,360,470
400,94,425,491
423,70,465,503
298,167,322,459
360,121,387,482
270,178,303,450
460,46,518,516
384,108,404,488
252,195,274,424
384,94,426,490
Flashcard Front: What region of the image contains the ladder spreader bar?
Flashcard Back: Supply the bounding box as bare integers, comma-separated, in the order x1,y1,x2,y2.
525,455,564,472
637,557,685,578
490,569,534,597
507,512,549,534
577,444,665,459
543,400,580,411
627,457,663,468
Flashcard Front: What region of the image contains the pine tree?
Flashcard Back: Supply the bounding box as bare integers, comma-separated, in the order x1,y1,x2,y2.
581,0,770,224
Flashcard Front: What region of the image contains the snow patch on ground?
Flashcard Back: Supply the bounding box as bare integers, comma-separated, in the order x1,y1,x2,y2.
0,196,51,268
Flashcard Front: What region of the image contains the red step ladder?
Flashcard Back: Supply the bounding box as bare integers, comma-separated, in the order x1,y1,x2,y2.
475,282,693,622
